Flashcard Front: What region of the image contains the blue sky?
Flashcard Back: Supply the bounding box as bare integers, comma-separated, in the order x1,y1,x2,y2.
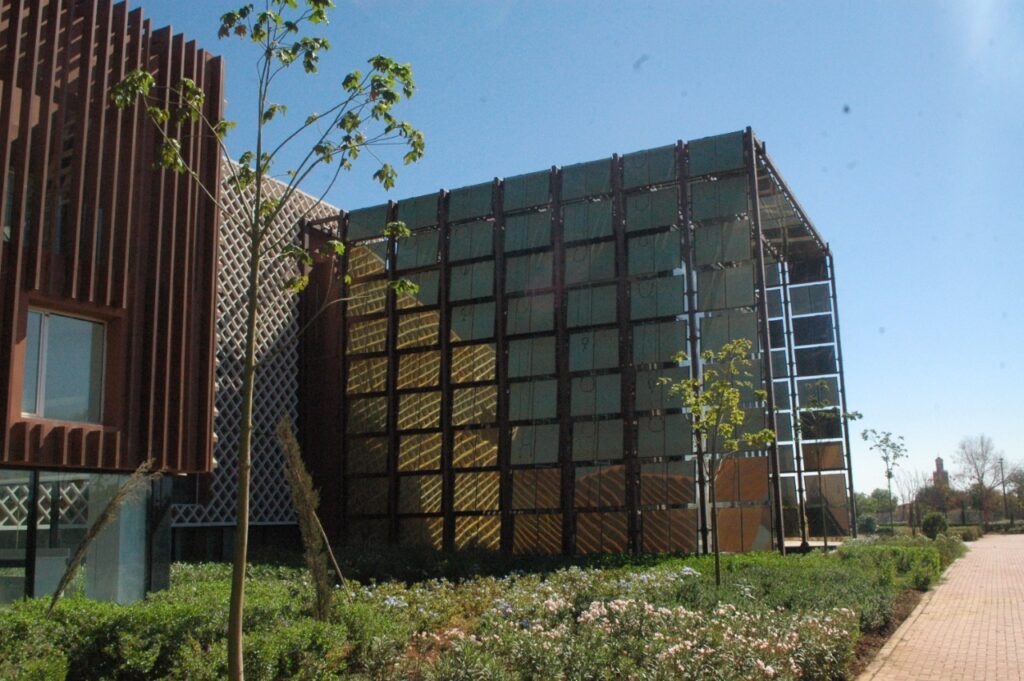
143,0,1023,498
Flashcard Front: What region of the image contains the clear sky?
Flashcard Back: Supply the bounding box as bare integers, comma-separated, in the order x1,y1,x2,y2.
142,0,1023,498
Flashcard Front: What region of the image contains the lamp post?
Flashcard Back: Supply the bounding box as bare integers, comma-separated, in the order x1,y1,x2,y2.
999,457,1013,527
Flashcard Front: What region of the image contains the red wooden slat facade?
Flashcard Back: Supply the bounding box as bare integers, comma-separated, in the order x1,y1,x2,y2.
0,0,222,473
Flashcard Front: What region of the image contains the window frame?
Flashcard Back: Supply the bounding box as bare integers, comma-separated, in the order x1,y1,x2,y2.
21,308,106,425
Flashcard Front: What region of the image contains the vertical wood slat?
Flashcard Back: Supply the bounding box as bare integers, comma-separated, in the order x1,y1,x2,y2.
169,39,199,472
114,7,143,309
26,0,63,292
65,0,96,299
0,0,26,268
193,54,222,473
79,0,112,303
156,33,185,470
142,25,171,463
98,0,127,306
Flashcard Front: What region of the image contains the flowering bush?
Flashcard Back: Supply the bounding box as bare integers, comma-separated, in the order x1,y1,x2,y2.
0,536,960,680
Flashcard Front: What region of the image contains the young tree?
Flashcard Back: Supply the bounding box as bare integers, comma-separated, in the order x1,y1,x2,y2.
954,435,1000,527
861,429,906,530
112,3,424,678
663,338,775,588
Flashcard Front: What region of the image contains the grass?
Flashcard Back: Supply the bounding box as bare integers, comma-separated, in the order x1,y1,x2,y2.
0,535,964,681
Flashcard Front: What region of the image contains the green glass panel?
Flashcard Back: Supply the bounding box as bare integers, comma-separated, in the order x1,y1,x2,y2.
625,188,679,232
397,194,438,230
700,312,757,352
597,419,624,459
511,423,559,464
637,413,692,457
795,346,836,376
451,302,494,341
504,171,550,211
771,349,788,377
775,412,793,442
570,328,620,371
563,200,612,242
565,242,615,285
449,261,494,301
504,212,550,252
690,175,748,221
399,271,439,307
697,263,754,310
507,294,554,334
509,336,556,378
696,220,751,265
623,144,676,189
687,131,745,176
633,319,686,365
572,419,624,461
396,230,438,270
790,283,832,316
793,314,834,345
449,220,493,261
506,252,553,292
628,230,681,275
571,374,621,416
630,276,685,320
765,260,782,287
449,182,493,221
572,422,595,462
567,285,617,328
773,380,791,410
635,367,687,411
347,204,389,241
798,377,840,407
767,289,783,318
509,379,557,421
562,158,611,200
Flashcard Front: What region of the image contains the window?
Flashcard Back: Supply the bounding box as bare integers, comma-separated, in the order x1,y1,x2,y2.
22,310,104,423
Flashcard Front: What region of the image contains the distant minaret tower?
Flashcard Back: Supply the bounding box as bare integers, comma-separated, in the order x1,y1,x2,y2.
933,456,950,486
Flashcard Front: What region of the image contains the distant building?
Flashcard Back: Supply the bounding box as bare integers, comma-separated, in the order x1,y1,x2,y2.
933,457,950,487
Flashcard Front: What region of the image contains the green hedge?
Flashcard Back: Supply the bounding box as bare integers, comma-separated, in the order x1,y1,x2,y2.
0,536,964,681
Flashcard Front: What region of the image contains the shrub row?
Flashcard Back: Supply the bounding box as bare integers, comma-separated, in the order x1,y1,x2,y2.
0,536,963,681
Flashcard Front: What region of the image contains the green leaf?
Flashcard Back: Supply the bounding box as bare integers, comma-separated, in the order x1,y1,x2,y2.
284,274,310,293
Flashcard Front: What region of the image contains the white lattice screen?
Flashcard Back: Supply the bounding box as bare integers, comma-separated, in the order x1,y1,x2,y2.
172,162,336,527
0,478,89,529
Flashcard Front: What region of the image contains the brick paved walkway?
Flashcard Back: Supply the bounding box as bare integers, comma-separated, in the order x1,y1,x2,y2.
859,534,1024,681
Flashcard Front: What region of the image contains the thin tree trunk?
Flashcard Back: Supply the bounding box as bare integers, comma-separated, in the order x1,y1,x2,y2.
228,250,261,681
710,453,721,588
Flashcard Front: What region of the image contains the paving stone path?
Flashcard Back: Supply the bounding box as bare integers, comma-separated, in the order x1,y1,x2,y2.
859,534,1024,681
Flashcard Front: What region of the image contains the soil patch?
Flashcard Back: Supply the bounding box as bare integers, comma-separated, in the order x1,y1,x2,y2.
848,589,923,678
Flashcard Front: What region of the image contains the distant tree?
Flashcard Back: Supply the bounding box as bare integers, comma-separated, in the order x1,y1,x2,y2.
895,469,928,534
663,338,775,588
854,491,877,516
916,482,953,515
954,435,1000,527
869,487,897,516
861,430,907,530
